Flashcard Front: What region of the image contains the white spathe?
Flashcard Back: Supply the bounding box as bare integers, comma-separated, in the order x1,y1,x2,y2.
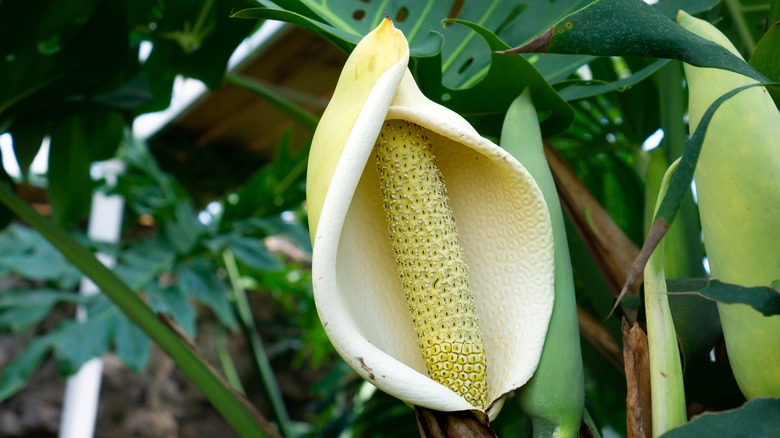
307,19,555,420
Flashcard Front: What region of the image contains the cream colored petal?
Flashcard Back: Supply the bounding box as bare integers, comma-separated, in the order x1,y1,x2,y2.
307,18,409,237
315,69,555,418
388,73,557,408
312,70,477,415
310,22,476,414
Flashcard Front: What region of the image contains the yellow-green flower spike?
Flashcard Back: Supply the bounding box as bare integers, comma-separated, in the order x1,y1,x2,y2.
374,119,487,410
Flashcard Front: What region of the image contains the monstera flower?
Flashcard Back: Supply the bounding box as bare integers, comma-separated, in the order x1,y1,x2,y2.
307,18,555,421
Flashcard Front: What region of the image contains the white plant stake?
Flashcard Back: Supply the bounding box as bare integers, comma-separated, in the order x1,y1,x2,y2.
59,159,125,438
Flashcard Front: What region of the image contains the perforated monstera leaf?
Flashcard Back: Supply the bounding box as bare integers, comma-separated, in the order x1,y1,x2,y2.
234,0,590,136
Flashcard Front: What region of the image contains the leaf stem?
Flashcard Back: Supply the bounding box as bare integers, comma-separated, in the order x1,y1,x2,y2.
223,249,295,438
224,72,320,132
723,0,757,54
644,159,686,436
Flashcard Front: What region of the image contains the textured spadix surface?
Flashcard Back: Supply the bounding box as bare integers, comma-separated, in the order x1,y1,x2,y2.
307,19,555,419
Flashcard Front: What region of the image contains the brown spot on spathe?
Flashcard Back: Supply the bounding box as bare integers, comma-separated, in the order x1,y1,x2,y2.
357,357,376,380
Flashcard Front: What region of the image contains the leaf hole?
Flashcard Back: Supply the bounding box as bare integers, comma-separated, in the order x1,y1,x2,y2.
353,9,366,20
445,0,464,24
457,57,474,74
395,6,409,23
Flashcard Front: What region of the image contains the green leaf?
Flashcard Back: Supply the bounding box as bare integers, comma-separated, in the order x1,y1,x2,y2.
0,333,56,401
229,236,282,271
508,0,765,82
47,110,126,227
557,58,670,101
0,183,274,436
622,83,776,304
661,398,780,437
0,0,134,125
716,0,775,55
0,302,54,332
667,278,780,316
221,130,307,222
35,0,102,49
0,152,14,229
9,120,46,179
655,83,771,224
231,6,359,54
176,259,237,329
0,224,81,287
162,201,203,254
653,0,720,17
51,297,116,375
114,311,151,372
0,288,85,333
141,0,256,111
114,236,176,290
414,20,574,138
749,21,780,106
147,282,197,337
238,0,590,95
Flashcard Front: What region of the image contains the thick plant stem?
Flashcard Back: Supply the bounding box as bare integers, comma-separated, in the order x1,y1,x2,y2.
502,89,584,438
223,249,294,438
644,160,686,436
0,183,278,438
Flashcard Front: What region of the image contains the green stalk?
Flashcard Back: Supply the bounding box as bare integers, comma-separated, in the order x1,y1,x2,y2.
215,324,246,394
654,61,705,280
0,183,277,438
223,249,294,438
225,72,320,132
644,159,686,436
723,0,757,54
502,89,584,438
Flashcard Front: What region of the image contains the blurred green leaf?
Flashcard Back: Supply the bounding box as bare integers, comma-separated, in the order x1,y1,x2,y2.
749,21,780,105
147,282,197,337
8,120,47,179
114,310,151,372
0,152,13,229
668,278,780,316
221,131,307,223
557,58,670,101
47,110,126,226
176,259,237,329
114,236,176,290
162,201,203,254
0,0,134,125
0,333,55,401
52,296,116,375
142,0,256,111
229,237,282,271
47,116,94,226
661,398,780,437
0,224,81,287
0,289,85,333
716,0,776,56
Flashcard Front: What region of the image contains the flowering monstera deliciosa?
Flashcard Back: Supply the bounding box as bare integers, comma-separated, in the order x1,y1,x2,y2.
307,18,555,420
